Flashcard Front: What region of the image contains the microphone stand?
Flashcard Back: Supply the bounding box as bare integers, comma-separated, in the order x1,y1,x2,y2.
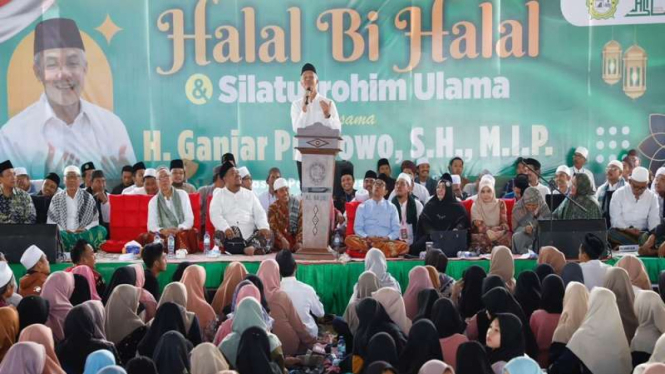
520,162,588,254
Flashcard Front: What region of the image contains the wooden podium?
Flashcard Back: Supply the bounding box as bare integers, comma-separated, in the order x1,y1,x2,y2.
295,123,342,260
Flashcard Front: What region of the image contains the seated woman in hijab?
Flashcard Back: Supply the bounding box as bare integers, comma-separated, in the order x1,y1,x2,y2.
549,287,632,374
154,283,202,345
549,282,589,365
398,320,443,374
470,177,512,254
236,327,284,374
213,281,272,345
530,274,564,368
486,313,526,374
137,302,189,358
343,271,380,336
512,187,551,254
425,249,455,298
105,285,147,364
431,298,468,371
153,331,192,374
552,174,602,220
56,304,119,374
631,291,665,368
410,175,470,255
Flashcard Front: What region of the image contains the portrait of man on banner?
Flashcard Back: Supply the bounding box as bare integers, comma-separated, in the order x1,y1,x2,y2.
0,17,136,180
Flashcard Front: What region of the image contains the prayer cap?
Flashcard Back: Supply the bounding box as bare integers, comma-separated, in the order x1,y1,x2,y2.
238,166,251,179
522,158,541,169
45,173,60,186
14,167,28,177
575,147,589,159
364,170,377,180
169,159,184,170
631,166,649,183
20,245,44,270
218,161,234,179
0,262,12,288
143,168,157,178
273,178,288,191
132,162,146,173
655,167,665,179
416,158,430,167
355,189,370,202
340,161,354,178
556,165,571,177
397,173,412,186
608,160,623,172
81,162,95,173
34,18,84,55
64,165,81,176
0,160,14,174
301,63,316,75
222,153,236,165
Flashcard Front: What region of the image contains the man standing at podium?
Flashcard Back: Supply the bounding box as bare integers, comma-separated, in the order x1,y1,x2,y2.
291,63,341,184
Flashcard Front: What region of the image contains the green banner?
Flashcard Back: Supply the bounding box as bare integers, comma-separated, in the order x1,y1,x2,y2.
1,0,664,190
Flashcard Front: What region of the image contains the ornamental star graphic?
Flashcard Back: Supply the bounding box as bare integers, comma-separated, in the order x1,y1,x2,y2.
637,114,665,173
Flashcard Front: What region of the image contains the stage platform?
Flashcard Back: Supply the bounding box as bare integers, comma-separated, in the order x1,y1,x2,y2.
8,252,665,315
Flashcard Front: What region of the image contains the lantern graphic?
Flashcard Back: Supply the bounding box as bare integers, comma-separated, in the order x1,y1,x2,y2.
602,40,622,85
623,44,647,99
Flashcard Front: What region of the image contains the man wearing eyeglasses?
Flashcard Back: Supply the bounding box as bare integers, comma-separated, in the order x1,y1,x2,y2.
608,166,660,250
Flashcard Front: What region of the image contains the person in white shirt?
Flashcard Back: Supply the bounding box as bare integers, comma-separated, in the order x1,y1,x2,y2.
258,167,281,212
389,173,424,246
238,166,253,190
578,233,610,290
120,162,146,195
415,158,437,196
570,146,596,191
126,168,158,196
608,166,660,249
0,18,136,180
522,158,550,200
14,167,37,195
47,165,106,251
275,249,324,338
388,160,429,203
145,167,197,252
553,165,571,195
639,167,665,256
291,63,341,183
596,160,626,217
210,162,271,255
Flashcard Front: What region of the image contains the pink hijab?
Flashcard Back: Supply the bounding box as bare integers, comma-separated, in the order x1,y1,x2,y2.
41,272,75,341
18,325,66,374
0,342,45,374
257,260,282,302
181,265,217,332
403,266,434,320
130,264,157,321
71,265,101,301
213,284,262,345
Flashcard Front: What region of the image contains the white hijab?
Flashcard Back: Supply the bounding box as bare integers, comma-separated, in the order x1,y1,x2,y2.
634,334,665,374
567,287,632,374
364,248,401,293
632,291,665,354
552,282,589,344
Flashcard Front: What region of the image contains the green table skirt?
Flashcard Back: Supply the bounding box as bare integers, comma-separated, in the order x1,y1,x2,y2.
9,255,665,315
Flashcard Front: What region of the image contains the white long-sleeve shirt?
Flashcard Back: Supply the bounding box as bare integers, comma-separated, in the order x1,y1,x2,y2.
290,93,341,161
209,187,269,239
147,189,194,232
580,260,610,290
280,276,325,338
609,185,660,231
0,94,136,180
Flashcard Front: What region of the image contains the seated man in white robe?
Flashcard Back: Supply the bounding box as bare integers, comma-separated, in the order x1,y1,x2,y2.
47,165,106,251
210,162,271,256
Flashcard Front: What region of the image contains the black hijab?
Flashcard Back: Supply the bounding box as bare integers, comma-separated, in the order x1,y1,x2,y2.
236,326,283,374
55,305,117,374
103,266,137,303
458,265,487,318
413,289,440,322
126,356,158,374
540,274,565,314
153,331,192,374
245,274,270,313
487,313,525,365
365,361,397,374
562,262,584,286
365,332,398,369
398,319,444,374
482,275,507,296
353,298,407,359
479,288,538,359
425,248,448,274
417,178,470,235
137,302,187,358
660,271,665,303
17,296,49,331
171,262,192,282
431,298,466,339
70,274,92,306
514,271,541,319
456,341,493,374
535,263,555,283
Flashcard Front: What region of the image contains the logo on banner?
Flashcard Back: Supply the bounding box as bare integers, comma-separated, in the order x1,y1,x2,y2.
587,0,619,19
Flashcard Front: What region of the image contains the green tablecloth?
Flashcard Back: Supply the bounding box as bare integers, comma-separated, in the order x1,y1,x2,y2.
9,255,665,315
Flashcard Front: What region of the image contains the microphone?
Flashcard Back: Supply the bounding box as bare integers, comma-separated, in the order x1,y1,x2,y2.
305,87,311,105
